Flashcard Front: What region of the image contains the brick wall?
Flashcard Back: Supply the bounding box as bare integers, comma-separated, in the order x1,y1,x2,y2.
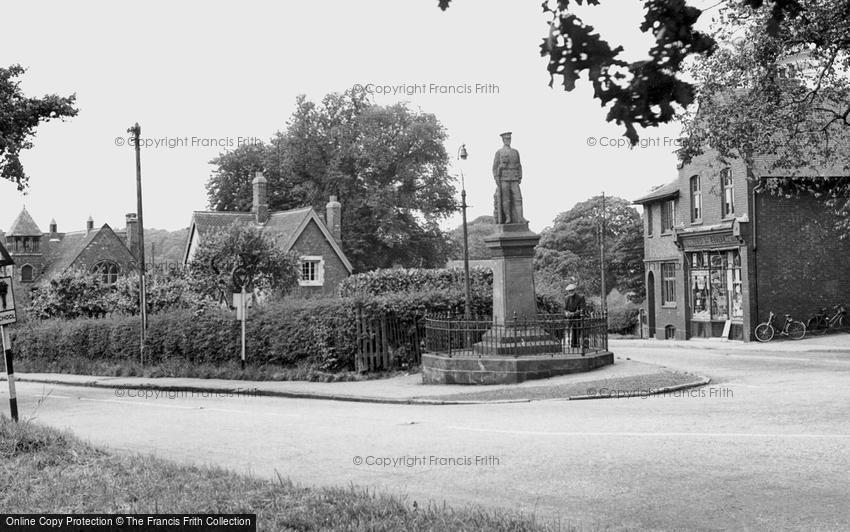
643,203,686,339
754,192,850,323
73,228,138,277
677,151,750,227
290,219,350,297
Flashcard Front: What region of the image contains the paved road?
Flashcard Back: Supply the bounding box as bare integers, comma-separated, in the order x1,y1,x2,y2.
6,346,850,531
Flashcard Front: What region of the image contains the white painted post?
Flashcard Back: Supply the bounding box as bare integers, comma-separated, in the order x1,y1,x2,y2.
241,284,247,370
1,325,18,422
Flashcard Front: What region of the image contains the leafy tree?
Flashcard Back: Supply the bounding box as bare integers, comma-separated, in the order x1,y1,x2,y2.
28,269,109,320
447,215,496,260
207,90,458,271
106,269,206,316
437,1,823,145
1,65,78,190
535,195,644,302
681,0,850,227
187,223,300,302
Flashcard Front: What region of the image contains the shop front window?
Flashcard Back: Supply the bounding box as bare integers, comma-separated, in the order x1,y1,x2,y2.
690,249,741,322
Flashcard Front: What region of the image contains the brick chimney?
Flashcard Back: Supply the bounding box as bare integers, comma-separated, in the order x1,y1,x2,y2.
326,195,341,242
252,171,269,224
49,218,58,234
86,216,94,234
126,213,140,259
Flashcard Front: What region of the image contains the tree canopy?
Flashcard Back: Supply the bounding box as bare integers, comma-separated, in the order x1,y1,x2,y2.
207,91,458,272
535,195,644,302
438,1,833,145
0,65,78,190
187,224,300,302
681,0,850,227
447,215,496,260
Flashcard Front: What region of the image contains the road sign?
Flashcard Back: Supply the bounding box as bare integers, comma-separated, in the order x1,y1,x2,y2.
233,292,252,321
0,240,13,268
0,274,16,326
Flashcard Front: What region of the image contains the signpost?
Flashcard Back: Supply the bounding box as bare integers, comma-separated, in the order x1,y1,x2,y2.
232,267,249,369
0,242,19,421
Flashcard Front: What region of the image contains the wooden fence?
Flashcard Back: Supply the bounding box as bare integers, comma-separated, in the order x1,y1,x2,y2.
354,309,425,372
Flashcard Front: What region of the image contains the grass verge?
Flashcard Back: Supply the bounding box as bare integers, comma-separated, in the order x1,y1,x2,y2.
0,416,566,531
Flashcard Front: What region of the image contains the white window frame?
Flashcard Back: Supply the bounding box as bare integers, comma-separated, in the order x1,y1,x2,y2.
299,255,325,287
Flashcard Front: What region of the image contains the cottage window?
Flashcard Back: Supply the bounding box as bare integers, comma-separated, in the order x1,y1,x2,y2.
92,261,120,285
299,256,324,287
661,200,675,233
661,263,676,306
721,168,734,217
690,175,702,222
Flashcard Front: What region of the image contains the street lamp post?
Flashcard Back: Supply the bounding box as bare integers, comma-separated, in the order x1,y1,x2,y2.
458,144,472,321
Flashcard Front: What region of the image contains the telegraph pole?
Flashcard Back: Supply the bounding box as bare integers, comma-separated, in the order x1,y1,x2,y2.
599,192,607,315
128,123,148,362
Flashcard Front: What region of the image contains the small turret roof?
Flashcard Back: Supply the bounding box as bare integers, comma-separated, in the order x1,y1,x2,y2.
7,207,43,236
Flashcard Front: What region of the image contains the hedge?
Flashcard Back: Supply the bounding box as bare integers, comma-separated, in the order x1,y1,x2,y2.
12,283,564,373
10,288,493,372
338,267,494,297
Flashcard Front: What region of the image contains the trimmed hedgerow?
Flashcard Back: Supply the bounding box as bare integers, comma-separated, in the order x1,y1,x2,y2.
9,289,492,374
12,278,564,377
339,267,494,297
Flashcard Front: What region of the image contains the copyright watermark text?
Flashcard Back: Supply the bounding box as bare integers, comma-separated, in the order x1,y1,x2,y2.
586,136,683,149
352,82,500,96
352,455,501,467
114,388,261,400
115,136,263,149
585,386,733,399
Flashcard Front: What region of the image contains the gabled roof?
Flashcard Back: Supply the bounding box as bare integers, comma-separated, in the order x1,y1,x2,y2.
633,181,680,205
7,208,43,236
39,224,132,283
185,207,353,273
284,210,353,274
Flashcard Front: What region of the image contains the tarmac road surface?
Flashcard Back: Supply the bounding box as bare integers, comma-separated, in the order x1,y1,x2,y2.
6,345,850,531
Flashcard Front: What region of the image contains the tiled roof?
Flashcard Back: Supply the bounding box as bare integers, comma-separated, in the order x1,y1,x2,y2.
39,230,99,282
187,207,353,273
190,208,313,246
7,208,43,236
633,181,680,204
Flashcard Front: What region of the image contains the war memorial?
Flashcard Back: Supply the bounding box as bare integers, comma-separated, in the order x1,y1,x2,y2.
421,132,614,384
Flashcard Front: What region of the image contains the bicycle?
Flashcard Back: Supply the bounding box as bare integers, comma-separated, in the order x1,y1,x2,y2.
806,305,847,335
754,311,806,342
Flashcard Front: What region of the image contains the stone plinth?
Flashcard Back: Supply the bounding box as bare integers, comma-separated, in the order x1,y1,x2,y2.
483,222,540,324
421,352,614,385
472,326,562,356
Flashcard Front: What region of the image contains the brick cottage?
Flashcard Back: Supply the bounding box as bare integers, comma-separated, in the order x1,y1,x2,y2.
183,172,353,297
635,151,850,342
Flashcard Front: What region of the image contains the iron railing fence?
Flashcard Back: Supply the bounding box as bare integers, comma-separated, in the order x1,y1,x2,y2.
424,312,608,357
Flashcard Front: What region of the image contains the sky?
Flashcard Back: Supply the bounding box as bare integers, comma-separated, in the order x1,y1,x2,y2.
0,0,721,234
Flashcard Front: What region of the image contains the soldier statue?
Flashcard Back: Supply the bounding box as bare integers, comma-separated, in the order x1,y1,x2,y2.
492,131,525,224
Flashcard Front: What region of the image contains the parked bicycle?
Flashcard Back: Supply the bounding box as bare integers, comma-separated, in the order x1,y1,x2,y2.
806,305,847,335
754,312,806,342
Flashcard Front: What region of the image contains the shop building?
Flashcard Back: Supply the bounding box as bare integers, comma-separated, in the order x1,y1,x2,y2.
635,151,850,341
